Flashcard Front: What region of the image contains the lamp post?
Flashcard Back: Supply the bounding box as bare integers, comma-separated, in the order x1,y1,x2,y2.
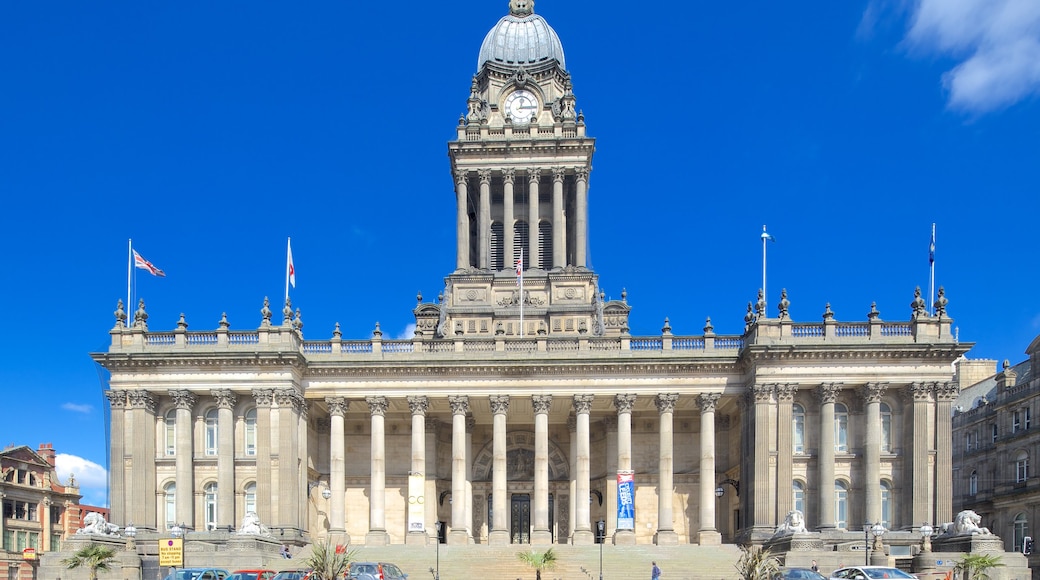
434,521,441,580
863,523,872,565
124,522,137,551
870,522,887,565
597,520,605,580
920,523,934,553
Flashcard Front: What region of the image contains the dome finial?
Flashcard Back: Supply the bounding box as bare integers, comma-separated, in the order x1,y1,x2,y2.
510,0,534,17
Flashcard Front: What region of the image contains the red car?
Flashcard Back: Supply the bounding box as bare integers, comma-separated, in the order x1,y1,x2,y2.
231,570,277,580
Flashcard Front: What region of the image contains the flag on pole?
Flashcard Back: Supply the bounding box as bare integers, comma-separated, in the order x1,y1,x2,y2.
761,228,776,242
133,250,166,277
287,238,296,288
515,254,523,286
929,225,936,265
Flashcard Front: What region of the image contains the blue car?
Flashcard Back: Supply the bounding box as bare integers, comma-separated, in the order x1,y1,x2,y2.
163,569,231,580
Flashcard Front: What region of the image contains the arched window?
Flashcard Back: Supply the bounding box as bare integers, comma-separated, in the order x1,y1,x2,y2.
881,481,892,529
834,403,849,453
205,409,219,456
244,482,257,516
793,480,806,519
880,403,892,452
204,483,218,530
1013,513,1029,552
969,470,978,496
1015,450,1029,483
835,481,849,529
244,408,257,457
165,409,177,456
792,404,805,455
164,482,176,530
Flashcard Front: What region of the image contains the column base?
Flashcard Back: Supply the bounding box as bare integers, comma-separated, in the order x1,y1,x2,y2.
488,530,511,546
405,531,429,545
365,531,390,546
613,530,636,545
328,530,350,548
697,530,722,546
654,530,679,546
572,530,595,545
531,530,553,545
447,530,470,545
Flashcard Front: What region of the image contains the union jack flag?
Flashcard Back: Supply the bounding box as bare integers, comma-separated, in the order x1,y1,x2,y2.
133,250,165,277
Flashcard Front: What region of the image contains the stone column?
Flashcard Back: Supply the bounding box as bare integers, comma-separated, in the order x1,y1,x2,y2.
817,383,840,530
573,395,595,544
275,389,302,529
448,395,470,544
425,421,439,541
252,389,274,523
751,385,775,532
127,391,157,529
405,396,429,545
776,384,795,525
466,415,475,544
863,383,887,525
105,391,128,526
568,415,577,544
698,392,722,545
934,382,957,525
41,498,52,551
170,389,197,528
489,395,510,545
551,167,566,268
528,169,540,268
604,420,618,540
654,393,679,545
503,169,515,269
298,402,309,530
455,170,469,270
906,383,933,527
366,396,390,544
613,394,636,545
532,394,553,544
478,169,492,270
327,397,349,543
574,167,589,268
213,390,236,528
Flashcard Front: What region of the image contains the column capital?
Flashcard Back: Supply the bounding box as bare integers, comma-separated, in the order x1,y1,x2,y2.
655,393,679,414
169,389,197,411
815,382,842,404
697,393,721,413
775,383,796,403
252,388,275,407
861,382,889,404
211,389,237,410
454,169,468,185
502,168,516,184
326,397,349,417
490,395,510,415
478,169,493,184
904,382,933,402
532,394,553,414
934,381,959,402
613,393,637,414
407,395,429,416
448,395,470,416
751,384,774,404
575,167,590,182
527,168,541,182
552,166,566,182
275,388,303,411
366,396,390,416
573,394,594,415
127,390,157,413
104,390,128,409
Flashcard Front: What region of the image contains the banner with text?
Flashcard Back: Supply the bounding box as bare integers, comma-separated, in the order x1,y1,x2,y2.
408,472,425,532
617,470,635,530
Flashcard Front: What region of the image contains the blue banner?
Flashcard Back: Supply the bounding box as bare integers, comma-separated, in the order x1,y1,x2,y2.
617,471,635,530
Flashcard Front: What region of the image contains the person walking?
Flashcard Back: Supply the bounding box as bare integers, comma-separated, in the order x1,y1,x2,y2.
651,561,661,580
810,560,819,573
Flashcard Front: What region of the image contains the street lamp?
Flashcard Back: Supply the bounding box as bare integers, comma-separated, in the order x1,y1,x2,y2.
863,523,872,565
434,521,441,580
597,520,605,580
170,524,184,538
872,522,886,553
124,522,137,551
920,523,934,553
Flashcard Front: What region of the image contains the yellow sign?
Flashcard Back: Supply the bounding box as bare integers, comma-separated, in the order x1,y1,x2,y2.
22,548,37,561
158,538,183,567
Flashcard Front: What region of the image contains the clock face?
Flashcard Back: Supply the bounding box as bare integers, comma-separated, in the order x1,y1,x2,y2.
505,90,538,124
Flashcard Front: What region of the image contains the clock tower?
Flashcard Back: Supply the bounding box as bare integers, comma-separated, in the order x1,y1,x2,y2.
438,0,625,339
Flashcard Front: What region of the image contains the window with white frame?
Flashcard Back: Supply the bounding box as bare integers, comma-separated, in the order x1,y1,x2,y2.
245,482,257,516
204,482,218,530
969,470,978,496
164,482,176,529
835,481,849,529
205,408,219,456
881,481,892,529
1026,407,1032,430
834,404,849,452
1014,410,1023,433
992,423,998,443
880,403,892,452
244,408,257,456
1014,513,1028,552
1015,450,1029,483
792,404,805,454
793,480,805,518
965,432,973,452
165,409,177,456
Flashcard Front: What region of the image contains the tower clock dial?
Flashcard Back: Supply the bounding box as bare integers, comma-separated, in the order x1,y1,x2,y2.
504,90,538,124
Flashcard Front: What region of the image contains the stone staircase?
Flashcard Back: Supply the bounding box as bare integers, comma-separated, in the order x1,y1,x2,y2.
280,544,744,580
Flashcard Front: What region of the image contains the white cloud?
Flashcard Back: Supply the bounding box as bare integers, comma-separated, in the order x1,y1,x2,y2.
62,402,94,414
396,323,417,340
55,453,109,508
903,0,1040,112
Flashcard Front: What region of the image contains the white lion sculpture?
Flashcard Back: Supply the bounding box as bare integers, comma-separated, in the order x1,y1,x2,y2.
951,510,992,536
237,511,271,536
76,512,120,536
773,509,808,536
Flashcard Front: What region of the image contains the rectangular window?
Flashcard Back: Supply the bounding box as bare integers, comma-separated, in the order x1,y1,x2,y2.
965,433,973,452
1014,411,1022,432
51,534,61,552
1017,459,1029,483
992,423,998,443
51,506,63,525
1026,407,1032,430
27,533,38,549
14,502,26,520
2,500,12,519
2,530,12,551
16,531,27,551
27,503,37,522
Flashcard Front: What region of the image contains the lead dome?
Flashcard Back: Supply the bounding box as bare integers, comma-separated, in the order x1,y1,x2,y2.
477,0,566,71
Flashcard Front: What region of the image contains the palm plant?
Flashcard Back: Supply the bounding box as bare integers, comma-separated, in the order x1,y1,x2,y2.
953,553,1004,580
734,545,779,580
517,547,558,580
61,543,117,580
304,538,358,580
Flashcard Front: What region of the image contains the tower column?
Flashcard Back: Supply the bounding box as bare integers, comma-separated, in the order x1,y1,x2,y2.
863,383,887,525
817,383,839,530
528,169,540,268
479,169,492,269
455,170,469,270
503,169,516,269
448,396,470,544
407,396,429,544
776,384,795,526
573,395,595,544
170,389,197,528
575,167,589,268
127,391,157,529
213,390,236,528
252,389,274,524
907,383,933,528
551,167,565,268
935,382,957,526
489,395,510,545
327,397,349,544
532,395,553,544
698,393,722,545
366,396,390,544
275,390,302,529
751,385,775,533
654,393,678,545
104,391,128,526
466,415,475,543
613,394,636,545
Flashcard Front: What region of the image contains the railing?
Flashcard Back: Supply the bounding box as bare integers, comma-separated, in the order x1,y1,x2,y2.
791,325,823,338
630,339,663,351
145,333,176,346
187,333,218,345
228,332,259,345
382,341,414,354
672,337,705,350
715,337,744,350
835,323,869,337
881,323,912,337
547,340,578,353
341,341,373,354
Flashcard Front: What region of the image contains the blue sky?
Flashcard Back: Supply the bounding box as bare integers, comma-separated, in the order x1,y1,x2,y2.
1,1,1038,508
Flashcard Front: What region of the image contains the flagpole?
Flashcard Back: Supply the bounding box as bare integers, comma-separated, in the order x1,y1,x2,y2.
519,248,524,338
127,239,133,321
285,237,291,303
761,225,768,314
929,223,936,316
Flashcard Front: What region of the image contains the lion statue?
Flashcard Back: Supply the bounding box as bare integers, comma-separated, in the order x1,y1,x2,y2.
773,509,808,536
237,511,271,536
951,510,992,536
76,512,120,536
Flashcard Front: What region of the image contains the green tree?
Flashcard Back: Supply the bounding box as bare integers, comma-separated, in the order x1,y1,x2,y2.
734,545,779,580
953,553,1004,580
304,538,358,580
61,543,117,580
516,547,558,580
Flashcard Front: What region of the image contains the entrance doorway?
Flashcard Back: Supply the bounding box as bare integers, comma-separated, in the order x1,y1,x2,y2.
511,494,530,544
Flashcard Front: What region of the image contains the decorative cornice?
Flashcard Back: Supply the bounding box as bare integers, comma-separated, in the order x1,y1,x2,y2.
697,392,721,413
655,393,679,414
448,395,470,416
489,395,510,415
326,397,348,417
407,395,429,416
572,394,594,415
366,396,389,416
212,389,236,410
169,389,197,411
532,394,552,414
613,393,637,414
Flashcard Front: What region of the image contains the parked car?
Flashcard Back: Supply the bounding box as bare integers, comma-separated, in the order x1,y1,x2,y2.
774,568,827,580
163,568,232,580
272,569,313,580
829,567,918,580
347,562,407,580
230,570,277,580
